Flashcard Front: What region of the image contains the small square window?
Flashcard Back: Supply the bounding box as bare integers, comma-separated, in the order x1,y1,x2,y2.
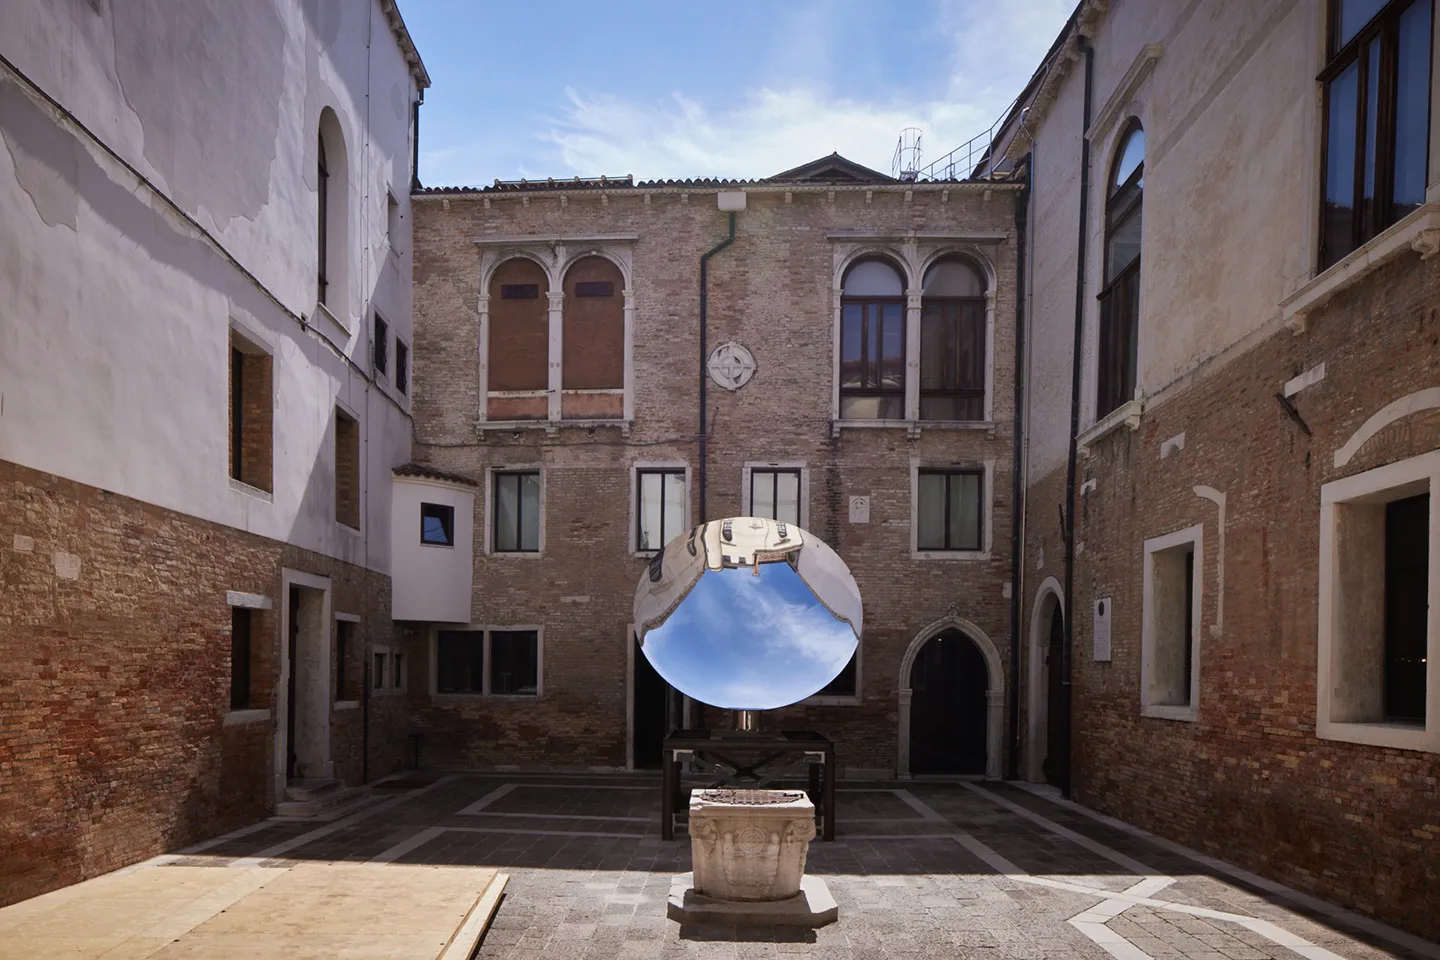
395,340,409,395
493,471,540,553
421,502,455,546
374,314,389,376
917,470,983,551
636,468,686,553
1141,524,1202,721
490,630,539,695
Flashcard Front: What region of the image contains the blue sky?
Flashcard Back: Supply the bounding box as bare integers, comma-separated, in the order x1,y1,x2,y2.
641,562,858,710
400,0,1074,186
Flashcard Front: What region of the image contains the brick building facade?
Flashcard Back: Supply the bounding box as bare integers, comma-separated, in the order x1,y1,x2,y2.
404,157,1022,779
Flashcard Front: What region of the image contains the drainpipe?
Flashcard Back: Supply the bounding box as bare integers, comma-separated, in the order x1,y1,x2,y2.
1006,152,1032,781
411,90,424,192
1060,36,1095,800
698,196,743,522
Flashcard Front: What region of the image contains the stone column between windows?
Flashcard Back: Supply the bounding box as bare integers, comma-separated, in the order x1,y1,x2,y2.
905,288,923,421
623,288,636,421
476,293,490,423
547,290,565,422
984,289,997,421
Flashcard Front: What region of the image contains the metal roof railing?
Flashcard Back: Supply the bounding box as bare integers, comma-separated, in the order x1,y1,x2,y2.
912,94,1021,182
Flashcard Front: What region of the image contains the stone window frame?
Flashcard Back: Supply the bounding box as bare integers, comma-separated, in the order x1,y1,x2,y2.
484,463,546,557
428,625,546,701
333,401,362,534
333,611,362,710
909,457,995,561
227,319,275,501
740,461,809,530
475,237,637,434
829,237,1002,437
1140,522,1204,723
370,642,406,697
224,590,272,727
630,460,692,557
1317,448,1440,753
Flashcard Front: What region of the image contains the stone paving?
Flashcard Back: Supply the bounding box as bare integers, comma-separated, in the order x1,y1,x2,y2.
163,772,1439,960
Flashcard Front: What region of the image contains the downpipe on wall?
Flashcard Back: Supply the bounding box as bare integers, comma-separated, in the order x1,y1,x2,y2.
1060,36,1095,800
1006,153,1032,781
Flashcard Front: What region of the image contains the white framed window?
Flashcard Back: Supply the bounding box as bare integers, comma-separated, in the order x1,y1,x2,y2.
1318,449,1438,752
1141,523,1203,722
631,461,690,555
485,465,543,555
741,462,807,528
431,626,543,698
371,643,406,695
910,459,994,560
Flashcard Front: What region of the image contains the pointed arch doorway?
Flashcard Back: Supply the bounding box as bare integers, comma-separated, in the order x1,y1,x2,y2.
898,616,1003,779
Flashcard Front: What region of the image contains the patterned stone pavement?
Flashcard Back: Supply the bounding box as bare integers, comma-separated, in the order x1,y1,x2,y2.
160,772,1439,960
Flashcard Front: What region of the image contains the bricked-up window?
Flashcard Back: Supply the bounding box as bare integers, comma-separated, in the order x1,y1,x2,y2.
436,629,540,697
1141,524,1202,721
395,340,409,395
637,469,686,553
228,332,273,492
373,314,389,377
920,258,986,421
334,409,360,529
840,258,906,420
750,469,801,526
230,607,252,710
1320,0,1433,269
488,259,549,420
421,502,455,546
563,256,625,394
917,470,983,552
493,471,540,552
1097,122,1143,420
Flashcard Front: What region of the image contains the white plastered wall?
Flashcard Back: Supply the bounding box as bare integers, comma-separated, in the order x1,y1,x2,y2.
391,477,475,623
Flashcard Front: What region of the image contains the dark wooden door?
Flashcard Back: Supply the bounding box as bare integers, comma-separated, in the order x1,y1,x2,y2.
287,586,300,780
909,629,988,775
632,634,669,770
1043,608,1065,787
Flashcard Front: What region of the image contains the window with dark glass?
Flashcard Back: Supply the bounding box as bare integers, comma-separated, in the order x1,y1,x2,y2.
317,131,329,305
392,652,406,690
839,258,906,420
436,631,484,694
750,469,801,526
1384,493,1428,721
230,607,251,711
920,258,986,421
490,630,539,696
814,654,858,698
494,471,540,552
637,469,686,552
436,629,538,697
373,314,389,377
373,651,386,690
1097,122,1144,420
917,469,983,551
395,340,409,395
421,502,455,546
1321,0,1433,268
335,619,352,701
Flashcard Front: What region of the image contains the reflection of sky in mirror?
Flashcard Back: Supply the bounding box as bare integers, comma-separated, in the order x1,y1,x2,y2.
641,560,858,709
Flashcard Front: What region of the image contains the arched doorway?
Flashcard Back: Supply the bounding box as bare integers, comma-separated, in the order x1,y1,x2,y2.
909,629,989,774
1025,580,1064,783
897,616,1003,779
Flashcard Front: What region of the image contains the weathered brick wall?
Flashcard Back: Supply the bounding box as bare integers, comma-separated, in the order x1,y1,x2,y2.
0,460,403,906
410,184,1021,775
1058,251,1440,937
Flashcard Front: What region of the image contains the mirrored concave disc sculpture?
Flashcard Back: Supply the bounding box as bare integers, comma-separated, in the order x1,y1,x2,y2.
632,517,862,711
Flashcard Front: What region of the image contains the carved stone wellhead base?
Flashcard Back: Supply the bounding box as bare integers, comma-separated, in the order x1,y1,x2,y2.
688,789,816,902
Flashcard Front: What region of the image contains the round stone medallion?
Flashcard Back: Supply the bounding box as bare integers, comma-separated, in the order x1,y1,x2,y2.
707,342,756,391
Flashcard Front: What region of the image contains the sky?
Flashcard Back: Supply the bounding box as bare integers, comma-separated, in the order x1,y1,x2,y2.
641,562,858,710
399,0,1075,187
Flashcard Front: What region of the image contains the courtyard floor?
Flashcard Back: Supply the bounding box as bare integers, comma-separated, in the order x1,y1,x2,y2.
36,772,1440,960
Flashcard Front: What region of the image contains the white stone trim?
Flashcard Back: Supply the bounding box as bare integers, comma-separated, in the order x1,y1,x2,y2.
739,461,809,530
897,615,1004,780
629,460,692,556
1282,362,1326,398
1317,449,1440,752
224,709,271,727
334,611,361,623
275,569,334,798
1087,44,1163,146
1333,387,1440,469
484,463,546,557
1026,578,1064,783
1077,399,1143,455
429,625,545,700
1140,524,1203,722
369,642,407,697
226,591,272,610
909,458,995,561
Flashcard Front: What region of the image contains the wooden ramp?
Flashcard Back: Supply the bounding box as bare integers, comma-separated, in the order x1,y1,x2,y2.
0,862,508,960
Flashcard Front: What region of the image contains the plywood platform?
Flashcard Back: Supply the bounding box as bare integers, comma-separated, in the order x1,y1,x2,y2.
0,862,507,960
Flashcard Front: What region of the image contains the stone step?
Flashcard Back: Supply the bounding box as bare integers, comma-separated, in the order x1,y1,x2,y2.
284,778,344,803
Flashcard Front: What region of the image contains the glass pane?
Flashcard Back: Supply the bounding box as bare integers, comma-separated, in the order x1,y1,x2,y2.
1394,0,1432,221
920,396,960,420
949,473,981,550
842,259,904,296
1112,126,1144,189
392,653,405,689
1323,61,1359,266
876,395,904,420
639,472,663,551
959,301,985,390
881,304,904,389
373,653,385,689
1107,207,1142,279
437,631,484,694
866,304,879,387
840,395,882,419
775,471,800,526
421,504,452,545
752,471,776,519
491,630,539,696
519,473,540,551
1361,37,1380,239
840,304,864,387
917,474,948,550
662,473,686,548
920,303,949,391
1338,0,1388,48
923,259,984,296
495,475,518,551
